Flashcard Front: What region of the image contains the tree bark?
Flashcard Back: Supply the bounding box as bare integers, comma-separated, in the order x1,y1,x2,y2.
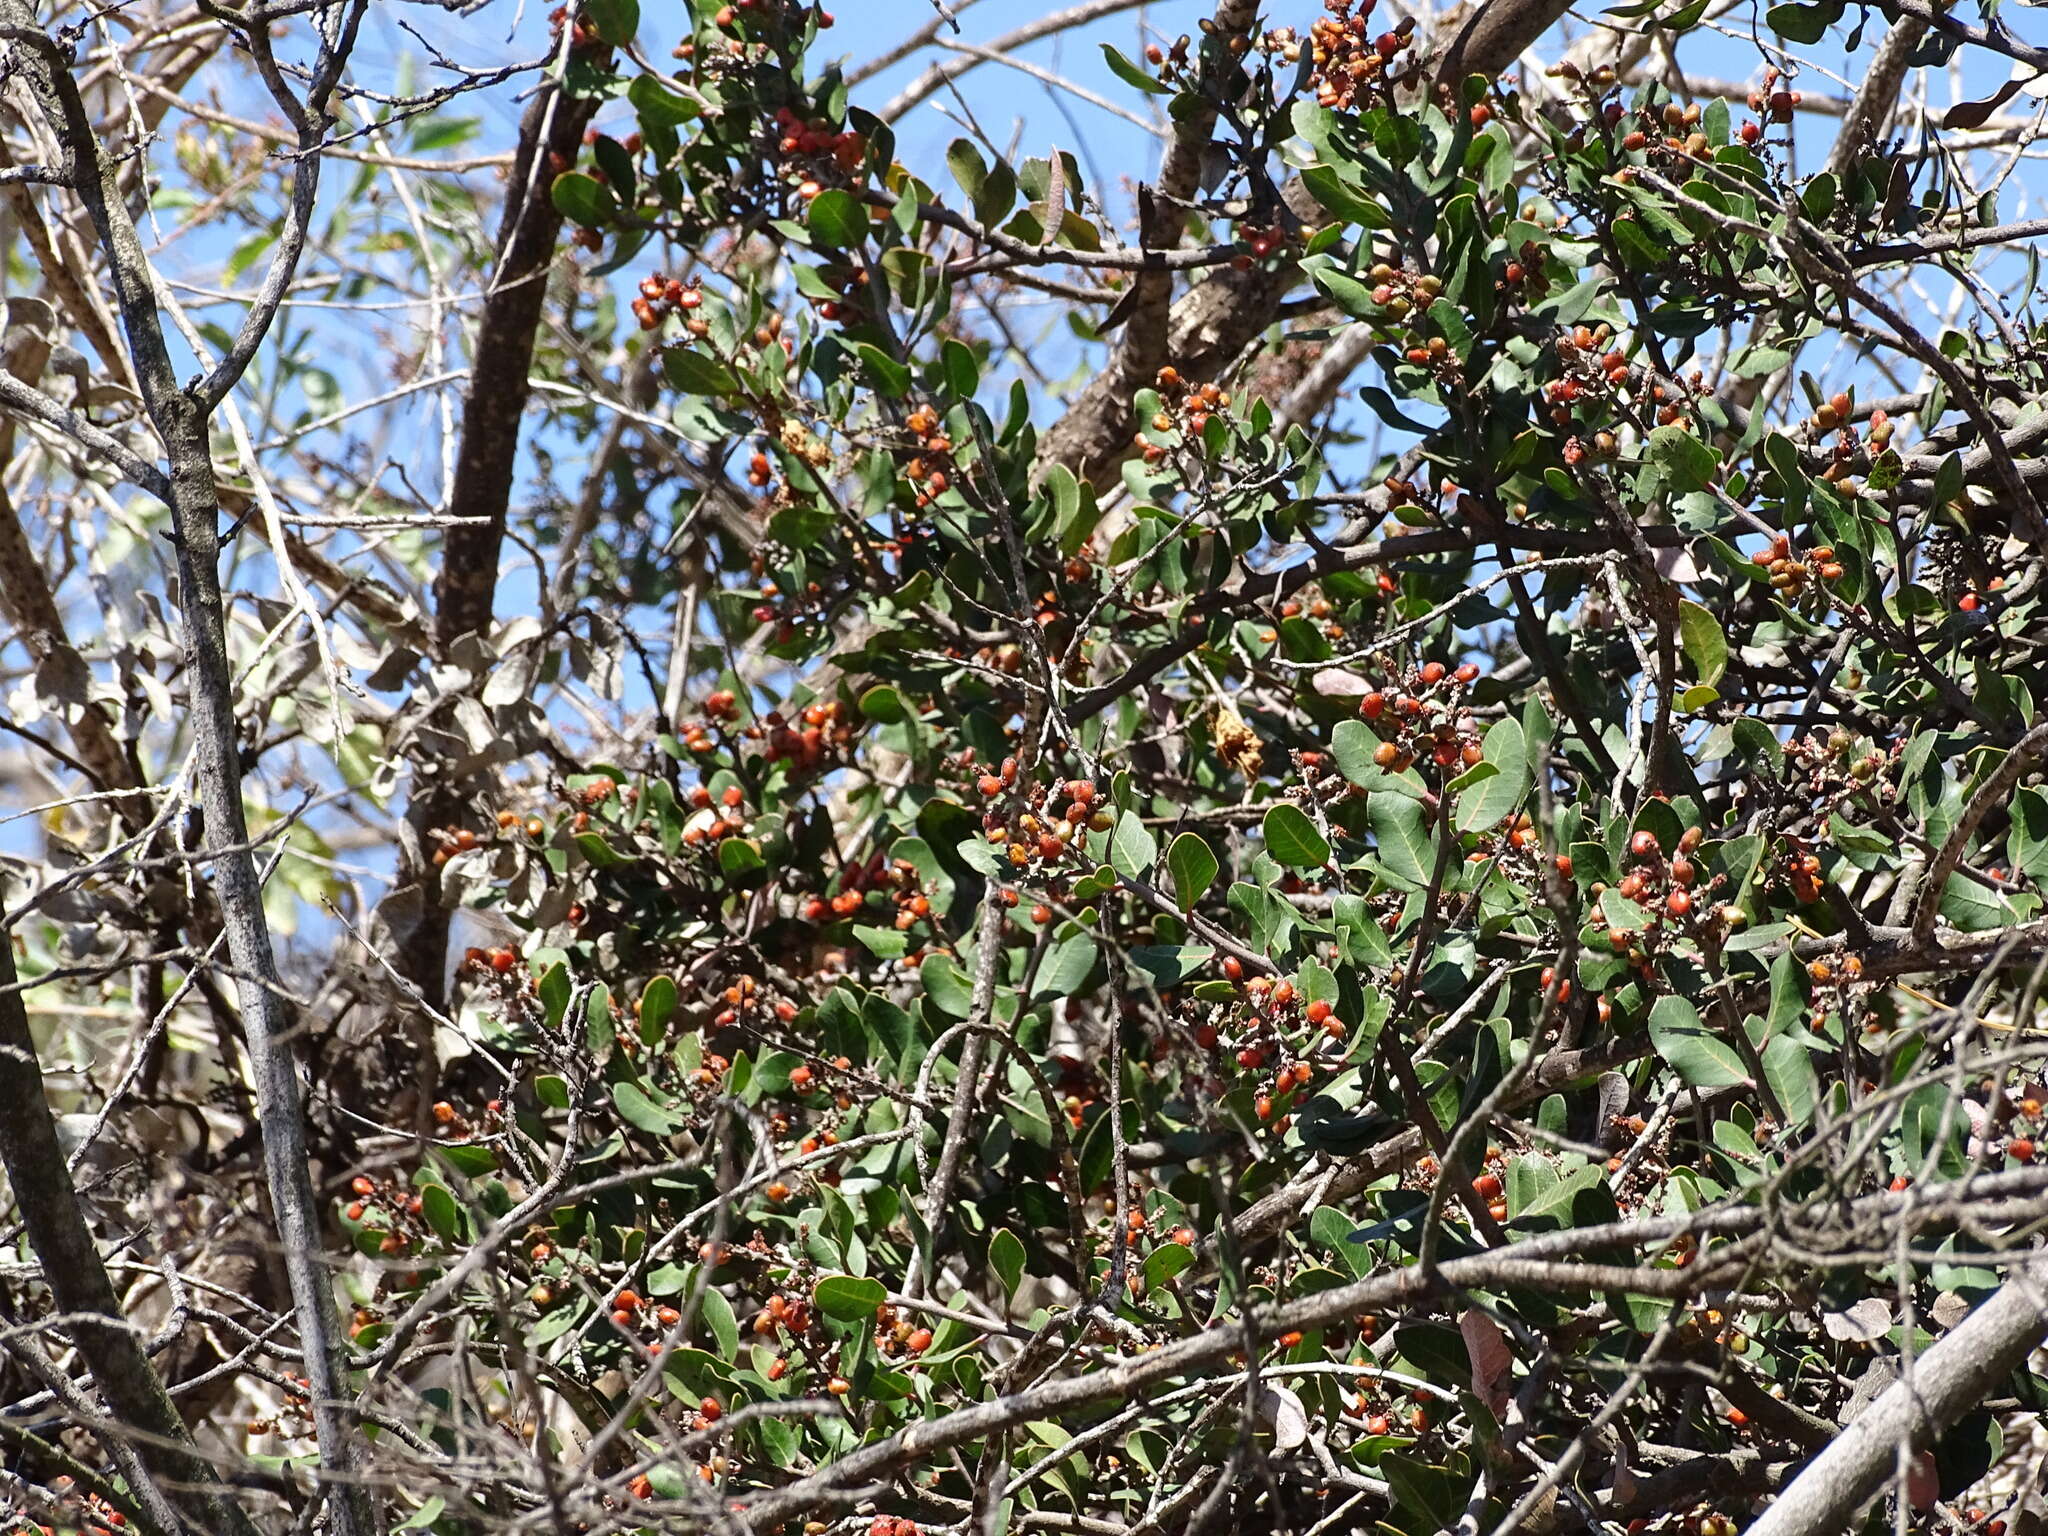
388,80,597,1008
0,10,375,1532
1745,1267,2048,1536
0,941,261,1536
1433,0,1584,90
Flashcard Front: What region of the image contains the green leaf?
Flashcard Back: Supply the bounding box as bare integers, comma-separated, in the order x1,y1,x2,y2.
1767,0,1843,43
1762,1034,1819,1125
1677,599,1728,686
1128,945,1213,987
854,924,909,960
859,683,909,724
1938,874,2018,932
662,347,739,396
1167,831,1219,911
1263,803,1330,869
1647,995,1748,1088
627,74,695,129
1298,165,1391,229
613,1080,682,1135
699,1287,739,1360
1100,42,1171,94
1646,424,1720,494
988,1228,1026,1298
538,961,569,1029
2008,787,2048,878
853,342,913,398
941,337,980,401
583,0,637,43
1035,930,1097,998
574,831,630,868
1382,1452,1469,1528
639,975,677,1041
1331,720,1426,797
1111,810,1158,882
806,187,868,248
1310,1205,1377,1278
1370,794,1434,888
1508,1158,1603,1224
1142,1242,1195,1291
395,1498,446,1531
550,171,615,227
1453,718,1529,833
919,953,975,1018
1309,264,1380,320
812,1273,886,1323
420,1183,461,1243
1732,717,1784,772
717,838,764,878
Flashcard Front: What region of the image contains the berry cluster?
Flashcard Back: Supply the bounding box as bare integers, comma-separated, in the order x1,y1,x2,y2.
1777,839,1826,906
1496,236,1552,303
679,782,750,850
978,770,1113,874
1759,533,1844,597
1782,726,1901,812
1807,389,1892,498
1617,100,1715,164
1191,966,1349,1122
1296,1,1414,113
1346,1388,1434,1438
14,1476,141,1536
631,273,706,334
901,403,955,508
342,1171,434,1258
1364,263,1442,322
545,5,613,54
1136,366,1234,463
873,1302,935,1361
709,0,834,32
458,942,529,986
1544,324,1628,427
1607,824,1721,929
711,971,798,1030
1744,67,1804,123
1624,1513,1742,1536
799,848,902,923
1229,220,1291,271
1469,1149,1508,1223
1355,659,1486,774
607,1286,687,1351
764,698,854,771
806,258,869,325
771,103,862,176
